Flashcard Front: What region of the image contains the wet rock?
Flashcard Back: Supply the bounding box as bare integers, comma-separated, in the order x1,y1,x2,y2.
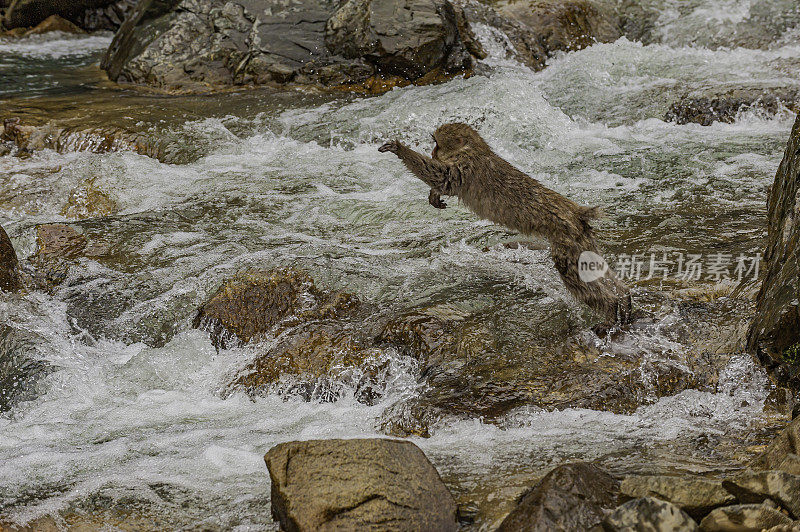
722,470,800,518
666,86,799,126
264,438,458,531
376,302,706,436
497,462,620,531
748,113,800,391
751,418,800,476
603,497,698,531
1,118,166,160
193,269,361,350
101,0,483,94
0,223,20,292
458,0,622,71
619,475,735,521
699,503,793,532
762,524,800,532
225,324,386,404
62,180,118,220
0,325,51,412
35,224,88,260
2,0,135,31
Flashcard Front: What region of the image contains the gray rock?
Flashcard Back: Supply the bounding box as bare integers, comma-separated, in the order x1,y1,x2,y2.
101,0,483,93
264,438,458,531
751,419,800,475
666,85,799,126
722,470,800,519
603,497,698,531
747,114,800,391
0,325,52,412
457,0,622,71
0,223,20,293
620,475,735,521
3,0,134,31
497,462,620,531
699,503,793,532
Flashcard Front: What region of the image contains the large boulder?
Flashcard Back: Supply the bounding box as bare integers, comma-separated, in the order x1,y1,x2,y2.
264,438,459,531
0,223,20,293
2,0,136,31
377,301,707,437
747,114,800,391
100,0,484,93
497,462,620,531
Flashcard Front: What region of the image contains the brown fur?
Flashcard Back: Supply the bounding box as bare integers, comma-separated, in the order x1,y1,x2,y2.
379,122,631,325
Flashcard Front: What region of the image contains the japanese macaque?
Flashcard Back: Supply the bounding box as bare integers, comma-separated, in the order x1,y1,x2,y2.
379,123,631,326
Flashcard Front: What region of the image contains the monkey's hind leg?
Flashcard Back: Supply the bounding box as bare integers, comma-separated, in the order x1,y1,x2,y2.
428,189,447,209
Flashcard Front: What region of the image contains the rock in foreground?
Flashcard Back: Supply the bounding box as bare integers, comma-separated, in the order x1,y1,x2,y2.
603,497,698,531
619,475,734,521
748,113,800,391
264,438,458,531
497,462,620,531
101,0,484,93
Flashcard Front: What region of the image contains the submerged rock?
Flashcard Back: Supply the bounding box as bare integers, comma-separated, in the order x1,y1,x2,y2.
666,86,799,126
497,462,620,531
699,503,793,532
0,223,20,292
100,0,484,94
723,470,800,519
0,325,51,412
225,324,387,404
619,475,734,521
0,118,166,160
2,0,135,31
748,114,800,391
458,0,622,71
62,180,118,220
376,302,705,436
603,497,698,531
264,438,458,531
193,269,361,350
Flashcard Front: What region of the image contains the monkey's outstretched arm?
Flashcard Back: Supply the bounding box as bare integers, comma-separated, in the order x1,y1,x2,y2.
379,140,460,195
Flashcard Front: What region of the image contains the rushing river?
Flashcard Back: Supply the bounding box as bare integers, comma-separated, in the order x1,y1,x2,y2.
1,0,799,529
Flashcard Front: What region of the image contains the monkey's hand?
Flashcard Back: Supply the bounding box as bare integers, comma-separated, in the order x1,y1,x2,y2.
378,139,401,154
428,189,447,209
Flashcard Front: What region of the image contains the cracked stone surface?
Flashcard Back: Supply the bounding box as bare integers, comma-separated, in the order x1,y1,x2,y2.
264,438,458,531
101,0,484,93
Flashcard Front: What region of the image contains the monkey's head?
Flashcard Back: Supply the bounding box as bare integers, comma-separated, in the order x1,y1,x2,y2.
431,122,488,160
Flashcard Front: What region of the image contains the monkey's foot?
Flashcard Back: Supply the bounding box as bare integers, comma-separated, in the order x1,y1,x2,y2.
378,140,400,153
428,190,447,209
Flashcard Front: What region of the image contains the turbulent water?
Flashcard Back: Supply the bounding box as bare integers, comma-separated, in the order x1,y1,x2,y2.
1,1,799,529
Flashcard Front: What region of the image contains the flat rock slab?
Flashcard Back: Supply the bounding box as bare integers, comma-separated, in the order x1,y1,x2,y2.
699,503,794,532
264,438,458,531
620,475,734,520
723,470,800,519
498,462,620,531
603,497,698,531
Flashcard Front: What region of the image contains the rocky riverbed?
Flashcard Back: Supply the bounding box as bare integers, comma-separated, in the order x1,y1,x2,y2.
1,0,800,530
